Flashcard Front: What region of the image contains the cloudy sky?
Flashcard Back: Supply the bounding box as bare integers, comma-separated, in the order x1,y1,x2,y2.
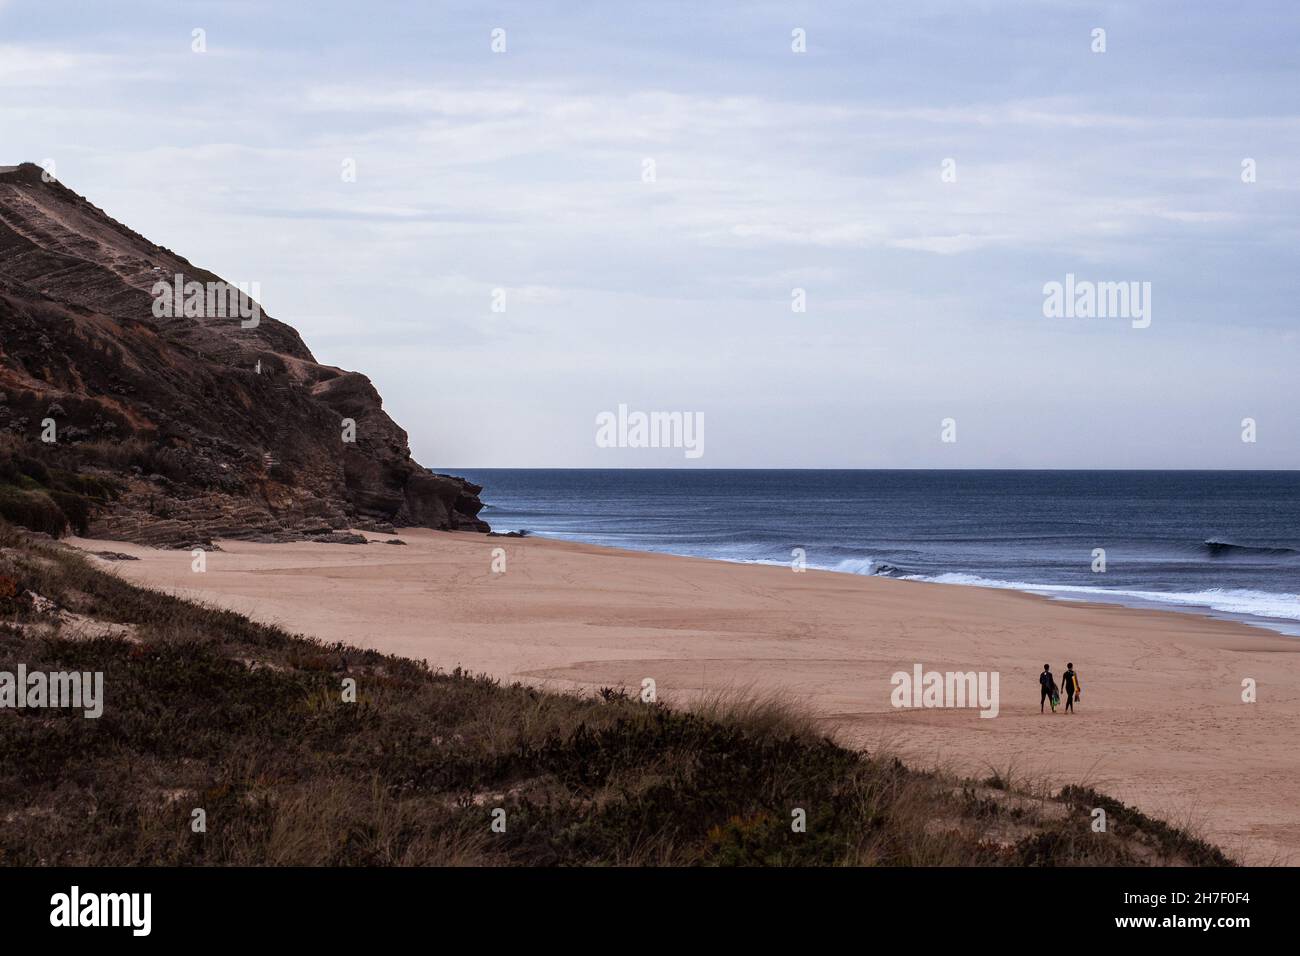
3,0,1298,467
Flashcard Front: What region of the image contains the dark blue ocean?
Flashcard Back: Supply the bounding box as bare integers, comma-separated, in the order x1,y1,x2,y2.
452,470,1300,636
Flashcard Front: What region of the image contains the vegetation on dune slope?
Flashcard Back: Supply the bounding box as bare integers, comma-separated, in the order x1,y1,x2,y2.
0,440,121,537
0,522,1233,866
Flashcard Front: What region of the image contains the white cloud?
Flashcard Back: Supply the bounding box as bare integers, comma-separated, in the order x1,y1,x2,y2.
887,234,1010,255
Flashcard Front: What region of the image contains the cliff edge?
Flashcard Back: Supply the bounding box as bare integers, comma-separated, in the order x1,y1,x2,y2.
0,163,487,545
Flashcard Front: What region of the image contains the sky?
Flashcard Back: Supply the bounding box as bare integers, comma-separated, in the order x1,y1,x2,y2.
2,0,1298,468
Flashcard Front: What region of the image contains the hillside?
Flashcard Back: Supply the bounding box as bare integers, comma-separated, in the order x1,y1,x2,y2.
0,163,486,546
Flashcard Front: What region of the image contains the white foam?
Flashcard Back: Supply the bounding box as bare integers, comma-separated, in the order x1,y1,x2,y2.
908,573,1300,622
829,556,878,575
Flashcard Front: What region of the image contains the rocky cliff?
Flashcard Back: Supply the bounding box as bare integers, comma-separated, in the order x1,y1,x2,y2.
0,163,487,545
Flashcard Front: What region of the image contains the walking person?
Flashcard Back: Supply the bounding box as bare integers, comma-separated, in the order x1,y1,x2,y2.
1039,664,1056,714
1061,662,1080,713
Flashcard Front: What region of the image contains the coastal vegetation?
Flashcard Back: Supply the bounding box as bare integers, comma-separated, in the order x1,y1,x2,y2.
0,522,1233,867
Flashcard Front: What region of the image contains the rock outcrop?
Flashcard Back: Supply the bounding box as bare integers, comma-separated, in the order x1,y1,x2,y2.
0,163,487,545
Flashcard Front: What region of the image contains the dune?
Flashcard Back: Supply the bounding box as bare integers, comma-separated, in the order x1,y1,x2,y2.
72,528,1300,865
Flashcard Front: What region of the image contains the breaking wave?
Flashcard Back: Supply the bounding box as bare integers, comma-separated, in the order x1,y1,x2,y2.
906,572,1300,623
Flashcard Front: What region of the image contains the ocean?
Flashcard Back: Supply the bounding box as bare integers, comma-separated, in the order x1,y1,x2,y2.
452,469,1300,637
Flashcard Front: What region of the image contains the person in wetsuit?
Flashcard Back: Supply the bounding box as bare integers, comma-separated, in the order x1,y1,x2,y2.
1061,663,1078,713
1039,664,1055,713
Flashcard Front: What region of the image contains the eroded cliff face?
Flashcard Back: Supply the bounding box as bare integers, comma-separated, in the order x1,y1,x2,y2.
0,163,487,545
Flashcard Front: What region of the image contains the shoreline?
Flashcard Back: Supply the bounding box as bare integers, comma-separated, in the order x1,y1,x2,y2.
72,528,1300,865
487,530,1300,640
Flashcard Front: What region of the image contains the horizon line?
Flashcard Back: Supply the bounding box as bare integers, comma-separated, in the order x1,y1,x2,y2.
434,466,1300,473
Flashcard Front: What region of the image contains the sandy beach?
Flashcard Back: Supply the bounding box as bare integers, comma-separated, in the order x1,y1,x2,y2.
73,529,1300,865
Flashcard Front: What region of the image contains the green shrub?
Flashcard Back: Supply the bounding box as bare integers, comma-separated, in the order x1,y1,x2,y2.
0,487,68,536
48,490,91,535
0,447,119,536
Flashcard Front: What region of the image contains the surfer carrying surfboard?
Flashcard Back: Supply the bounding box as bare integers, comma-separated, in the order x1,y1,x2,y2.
1061,663,1081,713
